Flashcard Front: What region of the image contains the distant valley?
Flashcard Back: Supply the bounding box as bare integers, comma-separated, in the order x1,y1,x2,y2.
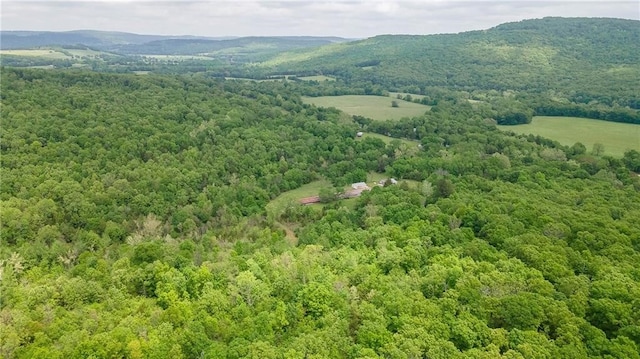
0,30,352,63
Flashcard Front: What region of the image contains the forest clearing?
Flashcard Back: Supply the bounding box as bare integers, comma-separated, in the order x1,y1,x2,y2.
302,95,431,121
499,116,640,157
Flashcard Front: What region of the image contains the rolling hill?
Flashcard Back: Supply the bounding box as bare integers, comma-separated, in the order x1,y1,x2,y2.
0,30,351,62
259,17,640,106
110,36,351,61
0,30,213,49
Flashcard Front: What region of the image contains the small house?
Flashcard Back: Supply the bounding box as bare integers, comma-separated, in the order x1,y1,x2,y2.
352,182,369,190
299,196,321,205
378,178,398,186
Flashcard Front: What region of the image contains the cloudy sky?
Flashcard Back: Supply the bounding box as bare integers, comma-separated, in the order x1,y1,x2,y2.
2,1,638,38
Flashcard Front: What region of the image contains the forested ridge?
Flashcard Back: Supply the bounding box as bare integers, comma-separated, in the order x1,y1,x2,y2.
2,68,640,358
3,18,639,125
262,17,640,111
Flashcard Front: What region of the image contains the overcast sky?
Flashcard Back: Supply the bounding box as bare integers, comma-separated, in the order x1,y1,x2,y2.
2,1,638,38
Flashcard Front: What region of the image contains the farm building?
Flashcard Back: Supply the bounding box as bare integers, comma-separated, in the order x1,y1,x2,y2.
378,178,398,186
299,196,321,205
351,182,369,190
342,182,373,199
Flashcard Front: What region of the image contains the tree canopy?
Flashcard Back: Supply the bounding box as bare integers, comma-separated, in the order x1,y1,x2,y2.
1,66,639,358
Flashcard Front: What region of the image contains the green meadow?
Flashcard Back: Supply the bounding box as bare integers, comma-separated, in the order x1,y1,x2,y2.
265,180,331,216
0,49,70,59
141,54,215,61
498,116,640,157
298,75,335,81
0,48,113,59
267,167,423,219
302,95,431,121
225,75,335,82
359,132,418,148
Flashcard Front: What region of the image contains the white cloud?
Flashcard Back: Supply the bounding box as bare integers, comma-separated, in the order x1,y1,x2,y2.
374,0,401,14
1,0,638,37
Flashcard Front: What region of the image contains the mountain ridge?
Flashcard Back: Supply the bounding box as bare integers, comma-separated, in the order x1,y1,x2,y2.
0,30,351,51
256,17,639,106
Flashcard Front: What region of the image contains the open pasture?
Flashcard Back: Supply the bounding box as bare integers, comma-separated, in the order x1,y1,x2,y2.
141,54,215,61
267,171,422,217
266,179,331,215
298,75,335,81
0,49,71,59
360,132,418,148
302,95,430,121
498,116,640,157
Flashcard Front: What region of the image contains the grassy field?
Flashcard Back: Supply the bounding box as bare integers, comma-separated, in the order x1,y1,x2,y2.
26,65,55,69
226,75,335,82
141,54,215,61
266,179,331,215
0,49,71,59
1,48,115,61
225,76,289,82
298,75,335,81
261,42,347,66
266,176,379,215
360,132,418,148
498,116,640,157
302,95,431,121
267,172,422,217
366,171,421,189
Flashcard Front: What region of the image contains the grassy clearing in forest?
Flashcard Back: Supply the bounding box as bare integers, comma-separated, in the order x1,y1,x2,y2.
298,75,335,81
267,171,422,217
266,179,331,215
225,77,289,82
498,116,640,157
0,49,71,59
360,132,418,148
141,54,215,61
302,95,430,121
367,171,422,190
0,48,112,59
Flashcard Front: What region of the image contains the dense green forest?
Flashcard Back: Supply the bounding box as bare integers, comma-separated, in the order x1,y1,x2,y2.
261,18,640,111
2,67,640,358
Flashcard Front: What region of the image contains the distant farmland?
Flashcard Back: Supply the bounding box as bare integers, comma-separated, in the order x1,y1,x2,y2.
359,132,417,148
498,116,640,157
302,95,430,121
0,49,70,59
0,48,112,59
298,75,335,81
141,54,215,61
